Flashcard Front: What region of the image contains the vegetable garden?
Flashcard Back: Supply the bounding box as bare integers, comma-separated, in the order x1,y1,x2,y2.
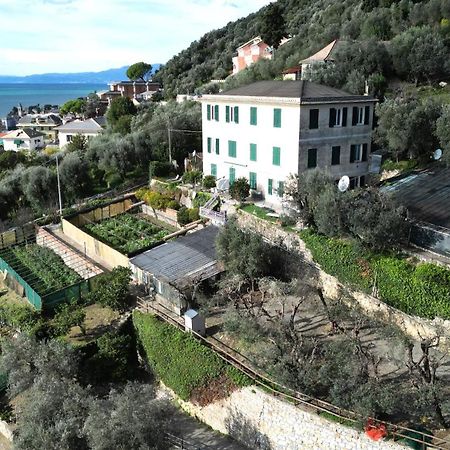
82,213,170,255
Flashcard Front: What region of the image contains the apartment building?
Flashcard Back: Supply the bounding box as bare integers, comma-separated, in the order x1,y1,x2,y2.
201,80,376,207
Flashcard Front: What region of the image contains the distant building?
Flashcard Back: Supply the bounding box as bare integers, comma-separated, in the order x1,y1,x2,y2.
1,117,17,131
1,129,45,151
54,117,106,148
17,114,62,141
201,80,376,209
98,81,161,104
232,36,273,75
282,66,302,81
300,40,347,80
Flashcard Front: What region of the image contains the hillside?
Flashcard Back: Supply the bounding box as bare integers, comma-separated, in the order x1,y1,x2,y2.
155,0,450,97
0,64,162,84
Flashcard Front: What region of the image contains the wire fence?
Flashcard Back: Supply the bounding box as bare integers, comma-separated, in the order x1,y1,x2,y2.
137,297,450,450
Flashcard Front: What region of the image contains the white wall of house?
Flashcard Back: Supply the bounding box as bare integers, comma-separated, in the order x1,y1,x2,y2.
3,136,44,152
202,96,301,207
58,132,99,148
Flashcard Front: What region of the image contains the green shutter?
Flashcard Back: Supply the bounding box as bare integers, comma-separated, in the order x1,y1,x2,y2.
226,106,230,123
250,107,257,125
234,106,239,124
207,105,211,120
307,148,317,168
249,172,257,190
268,178,273,195
215,138,220,155
214,105,219,121
273,108,281,128
211,164,217,177
228,140,236,158
229,167,236,184
207,137,212,153
272,146,280,166
250,143,257,161
277,181,284,197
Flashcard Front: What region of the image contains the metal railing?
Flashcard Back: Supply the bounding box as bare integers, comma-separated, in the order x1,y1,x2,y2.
136,297,450,450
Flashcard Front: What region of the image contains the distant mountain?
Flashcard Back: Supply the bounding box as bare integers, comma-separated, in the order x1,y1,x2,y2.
0,64,162,84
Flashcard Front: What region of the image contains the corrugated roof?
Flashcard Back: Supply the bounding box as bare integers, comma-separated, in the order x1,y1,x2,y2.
218,80,375,103
383,167,450,229
130,226,221,286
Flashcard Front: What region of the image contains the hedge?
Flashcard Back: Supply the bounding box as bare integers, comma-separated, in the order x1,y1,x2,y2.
133,312,251,401
300,229,450,320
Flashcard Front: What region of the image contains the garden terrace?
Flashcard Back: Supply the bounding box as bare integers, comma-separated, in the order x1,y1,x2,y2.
0,241,90,310
81,213,170,256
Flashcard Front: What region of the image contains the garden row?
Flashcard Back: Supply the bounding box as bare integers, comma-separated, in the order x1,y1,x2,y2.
133,312,251,403
1,244,81,295
82,213,170,255
300,229,450,320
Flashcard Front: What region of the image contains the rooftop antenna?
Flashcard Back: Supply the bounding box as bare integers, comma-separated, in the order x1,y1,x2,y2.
433,148,443,161
338,175,350,192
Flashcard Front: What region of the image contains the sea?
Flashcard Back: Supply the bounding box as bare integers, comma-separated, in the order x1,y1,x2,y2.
0,83,108,118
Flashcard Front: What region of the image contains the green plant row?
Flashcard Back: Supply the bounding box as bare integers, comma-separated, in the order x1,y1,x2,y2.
83,213,169,255
300,229,450,320
2,245,81,295
133,312,251,401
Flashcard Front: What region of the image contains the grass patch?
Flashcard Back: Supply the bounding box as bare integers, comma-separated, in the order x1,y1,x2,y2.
240,204,278,222
382,159,418,173
300,229,450,319
133,312,252,402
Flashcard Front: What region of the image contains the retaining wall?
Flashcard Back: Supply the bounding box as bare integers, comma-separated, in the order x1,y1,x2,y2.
236,210,450,345
164,385,405,450
141,205,180,229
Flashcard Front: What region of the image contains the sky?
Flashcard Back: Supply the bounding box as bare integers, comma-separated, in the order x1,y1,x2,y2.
0,0,272,76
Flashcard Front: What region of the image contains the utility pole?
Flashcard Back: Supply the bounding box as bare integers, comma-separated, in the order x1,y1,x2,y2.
167,125,172,163
55,155,63,216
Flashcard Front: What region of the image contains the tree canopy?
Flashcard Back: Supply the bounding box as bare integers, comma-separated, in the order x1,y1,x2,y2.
126,62,153,82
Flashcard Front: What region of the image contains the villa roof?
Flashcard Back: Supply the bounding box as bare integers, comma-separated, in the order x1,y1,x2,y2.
301,40,347,64
217,80,375,104
54,117,105,133
2,128,45,139
18,114,62,126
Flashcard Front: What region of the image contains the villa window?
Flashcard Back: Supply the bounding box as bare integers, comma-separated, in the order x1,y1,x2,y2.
350,144,368,163
307,148,317,168
352,106,370,126
309,109,319,129
329,107,347,127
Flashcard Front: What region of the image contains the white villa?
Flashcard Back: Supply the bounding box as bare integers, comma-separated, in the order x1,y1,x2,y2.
55,117,106,148
1,129,45,151
201,80,377,208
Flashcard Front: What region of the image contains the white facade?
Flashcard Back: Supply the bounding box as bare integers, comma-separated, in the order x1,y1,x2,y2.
58,131,99,148
2,133,44,152
202,82,376,208
202,97,300,207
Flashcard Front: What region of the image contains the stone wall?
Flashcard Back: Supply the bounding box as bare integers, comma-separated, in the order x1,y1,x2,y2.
0,419,14,442
164,385,405,450
236,210,450,346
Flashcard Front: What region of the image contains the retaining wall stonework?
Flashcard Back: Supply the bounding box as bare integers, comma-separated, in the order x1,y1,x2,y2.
236,211,450,346
164,385,405,450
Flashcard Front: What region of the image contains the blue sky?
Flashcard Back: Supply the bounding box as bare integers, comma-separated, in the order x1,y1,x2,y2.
0,0,272,76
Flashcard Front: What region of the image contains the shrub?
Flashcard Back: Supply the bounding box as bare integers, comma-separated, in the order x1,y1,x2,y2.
203,175,216,189
229,177,250,201
133,312,251,401
192,192,211,208
177,206,199,225
166,200,180,210
182,170,203,185
150,161,173,177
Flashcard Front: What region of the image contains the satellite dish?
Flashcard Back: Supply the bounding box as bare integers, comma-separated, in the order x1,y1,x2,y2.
338,176,350,192
217,178,229,191
433,149,443,160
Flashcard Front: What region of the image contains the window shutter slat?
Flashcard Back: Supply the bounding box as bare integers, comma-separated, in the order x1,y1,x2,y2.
364,106,370,125
342,107,347,127
207,105,211,121
352,107,358,126
329,108,336,128
234,106,239,124
225,106,230,123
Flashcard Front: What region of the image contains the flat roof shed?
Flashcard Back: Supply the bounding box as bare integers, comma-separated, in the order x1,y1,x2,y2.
129,226,222,290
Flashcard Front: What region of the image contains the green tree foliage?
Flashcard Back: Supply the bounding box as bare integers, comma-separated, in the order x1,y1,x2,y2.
203,175,216,189
126,62,153,81
60,98,86,115
259,2,288,48
436,105,450,166
182,169,202,186
84,382,168,450
375,98,441,161
106,97,137,128
66,134,88,152
87,267,131,312
113,114,133,135
391,26,450,83
229,177,250,201
216,218,271,280
20,166,57,213
59,152,92,202
52,301,86,336
83,93,106,118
